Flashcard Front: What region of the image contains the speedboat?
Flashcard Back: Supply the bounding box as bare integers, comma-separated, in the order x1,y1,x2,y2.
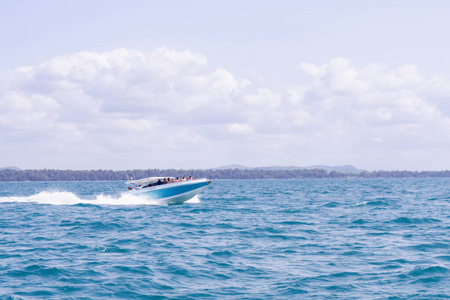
125,177,211,204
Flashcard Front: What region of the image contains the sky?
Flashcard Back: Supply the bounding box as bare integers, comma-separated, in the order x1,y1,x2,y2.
1,0,450,171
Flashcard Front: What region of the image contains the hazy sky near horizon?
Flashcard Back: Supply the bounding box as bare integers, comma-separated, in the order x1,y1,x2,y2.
2,0,450,171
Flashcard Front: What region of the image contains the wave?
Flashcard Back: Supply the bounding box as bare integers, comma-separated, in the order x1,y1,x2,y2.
321,201,340,208
0,191,201,206
391,217,442,224
354,200,390,207
408,264,449,277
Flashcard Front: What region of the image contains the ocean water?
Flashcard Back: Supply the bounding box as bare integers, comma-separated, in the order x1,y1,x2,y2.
0,178,449,299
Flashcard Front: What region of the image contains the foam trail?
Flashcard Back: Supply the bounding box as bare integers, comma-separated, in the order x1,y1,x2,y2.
186,195,201,204
0,191,82,205
0,191,186,206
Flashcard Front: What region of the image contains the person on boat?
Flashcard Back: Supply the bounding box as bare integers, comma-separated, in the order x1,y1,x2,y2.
175,177,179,182
181,176,186,182
188,176,193,181
144,182,152,188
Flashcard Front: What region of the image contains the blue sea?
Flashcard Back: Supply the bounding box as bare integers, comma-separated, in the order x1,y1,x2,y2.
0,178,449,299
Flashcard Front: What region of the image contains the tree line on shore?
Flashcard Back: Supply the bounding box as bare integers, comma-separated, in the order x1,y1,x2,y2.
1,168,450,181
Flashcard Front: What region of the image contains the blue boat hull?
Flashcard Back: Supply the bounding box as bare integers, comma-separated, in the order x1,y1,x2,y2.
127,179,211,204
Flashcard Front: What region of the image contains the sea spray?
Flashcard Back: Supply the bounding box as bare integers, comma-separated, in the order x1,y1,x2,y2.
0,190,199,206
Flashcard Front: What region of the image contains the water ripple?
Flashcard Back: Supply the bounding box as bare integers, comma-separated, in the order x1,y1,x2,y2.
0,178,449,298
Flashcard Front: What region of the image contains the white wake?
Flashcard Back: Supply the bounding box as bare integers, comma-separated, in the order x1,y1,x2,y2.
0,191,201,206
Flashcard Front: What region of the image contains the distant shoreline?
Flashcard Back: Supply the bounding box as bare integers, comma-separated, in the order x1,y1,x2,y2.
1,168,450,181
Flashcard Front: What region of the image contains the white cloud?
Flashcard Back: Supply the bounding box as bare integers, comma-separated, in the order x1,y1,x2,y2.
289,58,450,169
2,48,450,170
0,48,254,169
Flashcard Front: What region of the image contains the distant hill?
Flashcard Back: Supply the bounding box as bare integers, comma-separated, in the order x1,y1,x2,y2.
213,164,304,171
0,166,21,171
213,164,251,170
255,166,304,171
213,164,364,174
304,165,365,174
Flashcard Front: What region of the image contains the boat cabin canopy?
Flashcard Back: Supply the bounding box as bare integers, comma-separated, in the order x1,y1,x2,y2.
126,177,175,188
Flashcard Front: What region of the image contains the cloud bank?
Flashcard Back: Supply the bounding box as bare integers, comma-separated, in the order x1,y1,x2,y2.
1,48,450,170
